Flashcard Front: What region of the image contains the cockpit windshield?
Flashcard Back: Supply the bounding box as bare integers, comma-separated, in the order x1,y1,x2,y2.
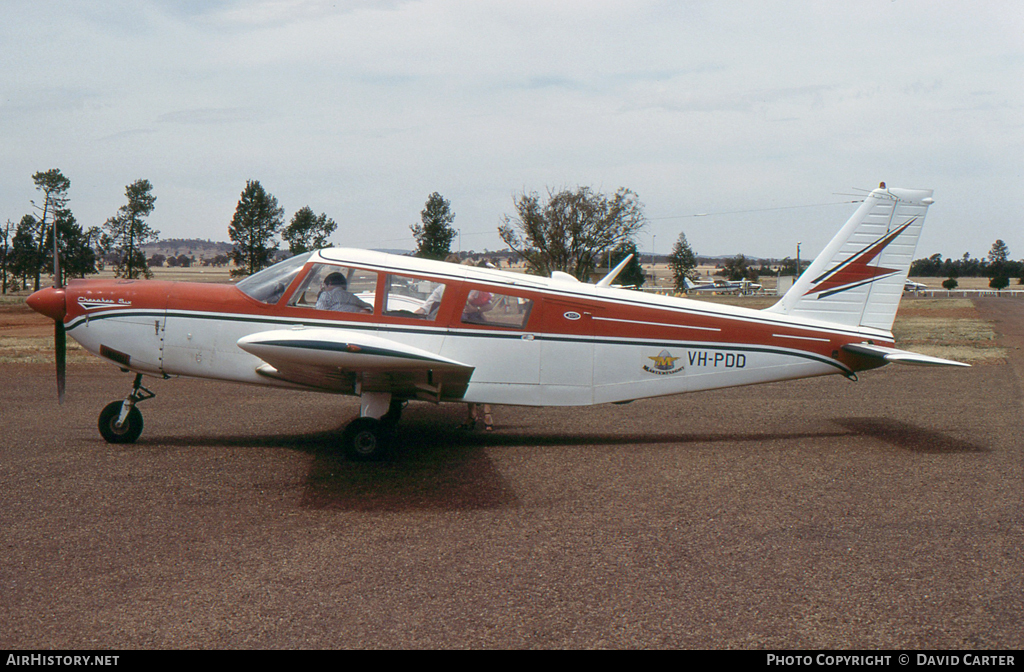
235,252,312,304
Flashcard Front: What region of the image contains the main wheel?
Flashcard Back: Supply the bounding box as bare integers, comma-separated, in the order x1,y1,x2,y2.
341,417,391,461
98,401,144,444
380,399,405,426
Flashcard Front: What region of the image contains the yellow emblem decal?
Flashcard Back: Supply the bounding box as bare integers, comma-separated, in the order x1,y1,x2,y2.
643,349,685,375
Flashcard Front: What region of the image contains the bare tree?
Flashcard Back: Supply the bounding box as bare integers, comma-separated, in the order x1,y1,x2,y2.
498,186,645,281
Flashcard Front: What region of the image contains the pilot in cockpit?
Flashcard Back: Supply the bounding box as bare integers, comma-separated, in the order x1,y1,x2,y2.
316,272,373,313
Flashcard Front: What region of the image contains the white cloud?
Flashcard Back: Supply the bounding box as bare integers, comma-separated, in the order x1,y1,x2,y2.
1,0,1021,259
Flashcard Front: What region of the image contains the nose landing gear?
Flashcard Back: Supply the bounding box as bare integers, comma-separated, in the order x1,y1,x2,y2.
98,373,155,444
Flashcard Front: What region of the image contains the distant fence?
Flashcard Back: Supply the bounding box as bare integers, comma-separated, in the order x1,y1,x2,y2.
917,289,1024,298
638,287,1024,299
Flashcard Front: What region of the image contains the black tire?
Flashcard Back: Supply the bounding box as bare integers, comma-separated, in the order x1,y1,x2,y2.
342,417,391,461
98,401,144,444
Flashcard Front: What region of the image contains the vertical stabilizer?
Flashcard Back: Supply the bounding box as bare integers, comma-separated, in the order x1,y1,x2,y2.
765,185,934,331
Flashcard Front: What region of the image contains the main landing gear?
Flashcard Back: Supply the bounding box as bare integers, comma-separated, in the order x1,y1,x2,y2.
98,373,155,444
341,392,405,461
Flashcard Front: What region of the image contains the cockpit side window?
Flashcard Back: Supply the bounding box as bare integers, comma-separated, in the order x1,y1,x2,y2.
460,290,533,329
382,274,447,320
235,252,312,304
287,263,378,313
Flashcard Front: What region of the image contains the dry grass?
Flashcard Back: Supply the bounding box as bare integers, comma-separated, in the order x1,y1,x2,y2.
893,317,997,343
692,294,1008,364
1,278,1009,364
0,336,93,364
892,312,1005,364
897,298,976,311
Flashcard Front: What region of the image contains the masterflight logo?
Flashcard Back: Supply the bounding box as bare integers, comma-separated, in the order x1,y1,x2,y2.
643,349,684,375
804,219,916,299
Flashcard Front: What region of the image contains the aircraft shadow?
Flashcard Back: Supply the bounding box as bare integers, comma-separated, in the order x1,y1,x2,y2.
834,417,988,454
140,416,985,512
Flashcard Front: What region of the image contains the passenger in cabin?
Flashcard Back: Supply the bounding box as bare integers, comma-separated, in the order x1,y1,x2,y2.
415,284,445,319
316,272,373,313
461,289,493,323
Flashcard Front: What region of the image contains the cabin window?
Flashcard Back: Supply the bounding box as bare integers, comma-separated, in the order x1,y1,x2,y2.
382,274,448,320
460,290,534,329
235,252,312,304
287,263,378,313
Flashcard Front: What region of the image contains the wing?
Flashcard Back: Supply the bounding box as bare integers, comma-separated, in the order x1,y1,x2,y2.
237,328,475,402
841,342,970,367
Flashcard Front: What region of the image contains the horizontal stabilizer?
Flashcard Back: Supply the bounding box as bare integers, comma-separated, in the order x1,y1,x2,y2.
842,342,970,367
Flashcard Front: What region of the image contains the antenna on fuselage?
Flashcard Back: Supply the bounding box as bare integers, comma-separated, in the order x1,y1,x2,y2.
596,254,634,288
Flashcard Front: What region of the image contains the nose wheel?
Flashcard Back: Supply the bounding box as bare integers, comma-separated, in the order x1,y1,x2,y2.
98,374,154,444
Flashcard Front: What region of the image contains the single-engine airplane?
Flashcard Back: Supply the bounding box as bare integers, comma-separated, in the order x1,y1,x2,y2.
27,183,967,460
682,277,763,294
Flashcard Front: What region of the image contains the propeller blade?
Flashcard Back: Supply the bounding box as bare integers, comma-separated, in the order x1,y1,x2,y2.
55,320,66,404
53,220,65,402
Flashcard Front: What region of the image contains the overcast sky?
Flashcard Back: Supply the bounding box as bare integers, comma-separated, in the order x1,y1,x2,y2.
3,0,1021,261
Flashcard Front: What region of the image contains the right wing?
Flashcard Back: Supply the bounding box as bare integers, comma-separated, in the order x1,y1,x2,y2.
237,327,475,402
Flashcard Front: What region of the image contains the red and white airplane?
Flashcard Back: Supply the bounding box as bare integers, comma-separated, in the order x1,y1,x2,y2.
27,183,967,460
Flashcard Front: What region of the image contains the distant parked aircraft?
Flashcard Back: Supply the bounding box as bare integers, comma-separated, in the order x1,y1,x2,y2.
683,277,762,295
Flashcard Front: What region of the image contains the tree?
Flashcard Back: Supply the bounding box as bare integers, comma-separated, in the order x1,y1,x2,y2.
283,206,337,254
988,239,1010,264
719,254,758,282
28,169,72,290
48,210,98,280
990,275,1010,291
0,219,12,294
411,192,457,260
498,186,645,281
668,231,698,292
228,180,284,278
942,277,958,290
102,179,158,279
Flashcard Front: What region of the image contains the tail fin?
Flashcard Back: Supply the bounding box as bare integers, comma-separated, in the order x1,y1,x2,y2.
765,184,934,331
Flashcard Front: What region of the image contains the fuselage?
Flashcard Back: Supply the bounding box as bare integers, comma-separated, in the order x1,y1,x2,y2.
50,248,893,406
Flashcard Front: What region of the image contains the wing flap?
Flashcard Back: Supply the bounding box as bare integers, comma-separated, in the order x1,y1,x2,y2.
842,342,970,367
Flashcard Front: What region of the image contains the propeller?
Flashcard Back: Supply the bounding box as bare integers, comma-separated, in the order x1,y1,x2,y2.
25,223,67,403
54,233,65,404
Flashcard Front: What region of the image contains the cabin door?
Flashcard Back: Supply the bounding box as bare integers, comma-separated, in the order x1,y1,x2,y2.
539,300,602,403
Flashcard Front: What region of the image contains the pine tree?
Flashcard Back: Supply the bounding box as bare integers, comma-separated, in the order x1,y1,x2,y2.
102,179,158,279
228,180,284,278
669,231,698,292
283,206,337,254
29,169,71,290
411,192,457,260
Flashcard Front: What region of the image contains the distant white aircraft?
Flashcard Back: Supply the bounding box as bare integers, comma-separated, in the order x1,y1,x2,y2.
683,277,762,295
904,279,927,292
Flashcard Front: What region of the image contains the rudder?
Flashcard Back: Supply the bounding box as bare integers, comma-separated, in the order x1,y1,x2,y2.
765,184,934,331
